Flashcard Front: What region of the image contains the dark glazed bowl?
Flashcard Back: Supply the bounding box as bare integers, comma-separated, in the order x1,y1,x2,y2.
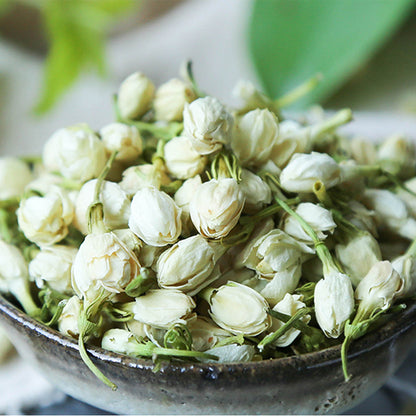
0,294,415,415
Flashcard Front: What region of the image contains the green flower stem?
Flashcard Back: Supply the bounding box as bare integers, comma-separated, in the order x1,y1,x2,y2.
132,342,218,361
8,278,42,319
122,119,183,141
0,197,20,209
161,180,183,195
20,155,42,165
88,150,118,234
274,196,338,273
0,209,12,243
164,323,193,350
185,61,205,98
273,73,322,109
268,309,315,337
125,268,156,298
257,308,311,351
60,179,83,191
406,238,416,258
78,325,117,390
309,108,353,142
199,287,215,304
211,150,242,182
341,333,353,381
313,181,333,208
43,299,67,327
78,293,117,390
214,334,245,348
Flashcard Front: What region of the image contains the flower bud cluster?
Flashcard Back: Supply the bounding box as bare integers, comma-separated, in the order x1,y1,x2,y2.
1,66,415,383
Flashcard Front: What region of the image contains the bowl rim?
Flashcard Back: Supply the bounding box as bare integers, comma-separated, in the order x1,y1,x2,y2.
1,293,416,374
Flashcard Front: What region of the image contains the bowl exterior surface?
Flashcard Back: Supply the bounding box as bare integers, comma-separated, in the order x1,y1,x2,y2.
1,296,415,414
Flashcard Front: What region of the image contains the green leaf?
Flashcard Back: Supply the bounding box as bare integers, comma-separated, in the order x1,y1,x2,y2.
34,0,137,114
0,0,11,15
248,0,415,109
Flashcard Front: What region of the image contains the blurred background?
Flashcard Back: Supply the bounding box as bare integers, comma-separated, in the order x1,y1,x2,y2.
0,0,416,414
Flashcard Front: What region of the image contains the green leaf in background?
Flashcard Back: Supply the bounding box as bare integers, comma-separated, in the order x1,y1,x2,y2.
248,0,415,109
34,0,137,114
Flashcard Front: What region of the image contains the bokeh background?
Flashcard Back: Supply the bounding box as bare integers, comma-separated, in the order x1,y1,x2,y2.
0,0,416,414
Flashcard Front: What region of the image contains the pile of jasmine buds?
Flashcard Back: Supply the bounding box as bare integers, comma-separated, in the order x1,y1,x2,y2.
0,62,415,390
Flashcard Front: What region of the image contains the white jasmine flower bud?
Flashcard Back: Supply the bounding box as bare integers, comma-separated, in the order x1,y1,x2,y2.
314,270,354,338
183,96,233,155
99,123,143,163
258,263,303,307
231,108,279,167
335,233,382,287
392,254,416,298
0,157,33,200
29,245,77,294
188,316,231,351
350,137,377,165
378,134,416,176
156,235,225,295
396,177,416,218
280,152,341,193
239,169,272,213
345,200,378,236
190,178,244,239
102,328,138,355
17,186,74,246
207,282,271,336
174,175,202,211
355,261,404,318
268,120,305,168
238,229,313,278
120,164,171,197
129,186,182,247
74,179,130,234
0,240,29,294
174,175,202,236
269,294,310,347
117,72,155,119
154,78,196,122
42,123,107,182
72,232,138,299
164,136,207,179
25,173,63,195
232,79,273,112
283,202,336,244
58,296,81,338
132,289,195,329
112,229,143,258
234,218,275,270
362,189,416,240
125,319,147,339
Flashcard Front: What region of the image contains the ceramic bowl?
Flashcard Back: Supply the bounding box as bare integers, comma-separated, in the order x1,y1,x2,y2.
0,294,415,415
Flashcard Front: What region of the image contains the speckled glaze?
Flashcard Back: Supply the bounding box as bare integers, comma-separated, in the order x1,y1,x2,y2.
0,295,415,415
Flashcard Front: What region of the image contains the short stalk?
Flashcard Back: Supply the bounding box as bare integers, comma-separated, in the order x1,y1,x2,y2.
199,287,215,304
0,209,12,243
78,327,117,390
341,335,352,382
406,238,416,258
258,308,311,351
274,196,338,272
122,119,183,140
273,73,322,109
309,108,353,143
313,181,333,208
9,278,42,318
